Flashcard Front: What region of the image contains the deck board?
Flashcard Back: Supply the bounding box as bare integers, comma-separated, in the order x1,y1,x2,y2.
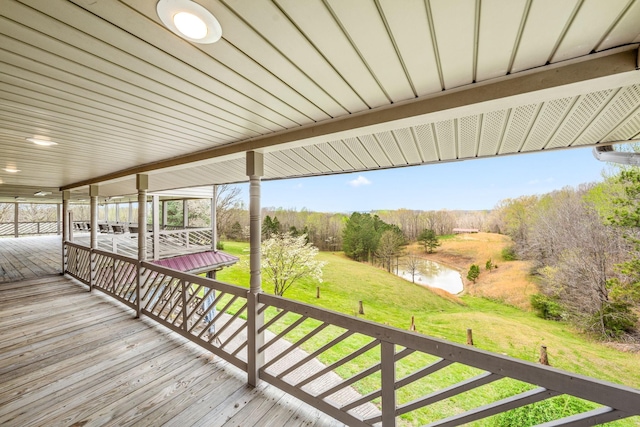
0,275,348,426
0,236,61,282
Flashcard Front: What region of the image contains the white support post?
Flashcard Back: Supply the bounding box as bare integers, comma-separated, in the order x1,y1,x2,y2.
136,174,148,319
152,195,160,260
246,151,264,387
115,202,120,223
62,191,70,275
128,201,133,224
56,203,61,235
183,199,188,228
89,185,99,293
14,202,18,238
68,211,74,243
211,185,217,252
162,200,167,228
381,341,397,427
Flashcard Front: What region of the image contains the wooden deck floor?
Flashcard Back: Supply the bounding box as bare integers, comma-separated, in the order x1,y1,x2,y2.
0,275,346,426
0,235,61,282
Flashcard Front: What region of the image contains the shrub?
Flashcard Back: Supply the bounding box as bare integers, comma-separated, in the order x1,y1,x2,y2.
530,293,564,321
501,246,518,261
592,302,637,338
216,241,225,250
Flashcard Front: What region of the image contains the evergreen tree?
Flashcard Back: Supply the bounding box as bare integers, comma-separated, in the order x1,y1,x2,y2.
467,264,480,283
418,228,440,253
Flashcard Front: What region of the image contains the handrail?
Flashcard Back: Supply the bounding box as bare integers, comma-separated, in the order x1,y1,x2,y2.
62,242,640,426
140,261,247,297
258,292,640,425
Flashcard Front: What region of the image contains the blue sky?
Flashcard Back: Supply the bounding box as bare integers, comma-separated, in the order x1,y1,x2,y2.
237,147,614,213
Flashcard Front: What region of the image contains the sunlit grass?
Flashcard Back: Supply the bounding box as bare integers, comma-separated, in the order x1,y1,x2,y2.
215,240,640,426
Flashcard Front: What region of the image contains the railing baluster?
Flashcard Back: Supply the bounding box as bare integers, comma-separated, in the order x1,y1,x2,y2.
381,341,396,427
181,279,187,330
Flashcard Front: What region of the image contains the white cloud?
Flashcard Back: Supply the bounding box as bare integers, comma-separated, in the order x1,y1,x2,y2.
349,175,372,187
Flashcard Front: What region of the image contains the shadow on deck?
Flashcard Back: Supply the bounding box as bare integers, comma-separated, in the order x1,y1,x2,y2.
0,275,344,426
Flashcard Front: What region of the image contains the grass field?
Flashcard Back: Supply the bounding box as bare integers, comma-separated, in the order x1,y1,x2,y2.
216,238,640,426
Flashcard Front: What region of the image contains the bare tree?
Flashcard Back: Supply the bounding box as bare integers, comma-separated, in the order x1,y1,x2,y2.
215,184,243,237
0,203,13,222
404,252,422,284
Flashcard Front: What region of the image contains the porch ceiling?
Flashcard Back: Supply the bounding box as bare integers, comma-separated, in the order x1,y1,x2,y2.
1,0,640,203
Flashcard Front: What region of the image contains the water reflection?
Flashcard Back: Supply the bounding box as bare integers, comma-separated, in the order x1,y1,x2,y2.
395,257,463,294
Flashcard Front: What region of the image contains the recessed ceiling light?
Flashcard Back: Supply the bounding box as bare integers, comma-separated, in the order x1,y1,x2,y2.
3,168,20,173
26,137,58,146
157,0,222,44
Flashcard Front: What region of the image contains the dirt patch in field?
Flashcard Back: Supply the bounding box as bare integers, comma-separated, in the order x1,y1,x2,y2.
411,232,538,310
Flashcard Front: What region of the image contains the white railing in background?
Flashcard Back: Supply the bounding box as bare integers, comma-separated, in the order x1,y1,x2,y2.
63,242,640,426
0,221,61,237
153,227,213,258
74,227,213,260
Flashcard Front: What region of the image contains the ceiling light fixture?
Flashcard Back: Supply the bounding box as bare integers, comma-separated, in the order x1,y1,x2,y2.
157,0,222,44
34,191,52,196
3,167,20,173
26,137,58,146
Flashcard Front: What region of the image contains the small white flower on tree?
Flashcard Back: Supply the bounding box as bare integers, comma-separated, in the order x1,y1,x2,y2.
261,232,326,297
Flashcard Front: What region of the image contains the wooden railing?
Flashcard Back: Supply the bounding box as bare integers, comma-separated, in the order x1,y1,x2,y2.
0,221,60,237
74,227,214,260
63,243,640,426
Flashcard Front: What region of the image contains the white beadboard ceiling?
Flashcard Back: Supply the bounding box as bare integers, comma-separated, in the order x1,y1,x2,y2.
1,0,640,203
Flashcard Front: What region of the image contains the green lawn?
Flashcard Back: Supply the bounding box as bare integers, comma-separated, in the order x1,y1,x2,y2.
216,241,640,426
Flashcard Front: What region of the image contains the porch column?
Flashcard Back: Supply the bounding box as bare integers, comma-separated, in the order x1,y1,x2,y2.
89,185,99,292
183,199,188,228
61,190,70,274
14,202,18,238
115,203,120,223
128,201,133,224
56,203,61,235
90,186,98,250
162,201,167,228
152,195,160,260
137,174,148,261
247,151,264,387
211,185,217,252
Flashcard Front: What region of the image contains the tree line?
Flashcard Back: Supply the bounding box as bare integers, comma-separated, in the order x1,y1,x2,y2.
492,170,640,340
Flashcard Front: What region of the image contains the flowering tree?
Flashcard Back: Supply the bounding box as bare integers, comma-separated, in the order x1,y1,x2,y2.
261,232,326,297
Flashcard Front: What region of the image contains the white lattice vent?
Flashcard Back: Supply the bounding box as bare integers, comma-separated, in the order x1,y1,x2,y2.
270,151,310,176
393,128,422,164
413,124,439,162
521,97,574,151
345,136,379,168
603,85,640,142
434,119,456,160
546,89,614,149
331,139,365,169
316,142,353,171
499,103,539,154
606,109,640,141
304,144,344,172
375,132,406,165
478,109,507,156
573,85,640,146
290,147,331,174
457,115,480,159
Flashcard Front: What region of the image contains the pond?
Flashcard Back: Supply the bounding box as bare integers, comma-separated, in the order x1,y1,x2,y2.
394,257,464,294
